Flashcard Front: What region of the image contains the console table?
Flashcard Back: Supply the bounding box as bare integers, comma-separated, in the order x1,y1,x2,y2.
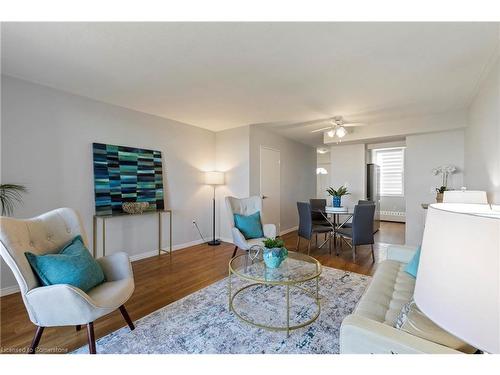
92,209,173,259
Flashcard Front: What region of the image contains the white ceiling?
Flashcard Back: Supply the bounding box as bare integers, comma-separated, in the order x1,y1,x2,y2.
2,22,499,146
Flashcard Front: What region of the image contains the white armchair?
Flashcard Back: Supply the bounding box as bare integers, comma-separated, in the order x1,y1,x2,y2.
0,208,135,354
225,196,277,258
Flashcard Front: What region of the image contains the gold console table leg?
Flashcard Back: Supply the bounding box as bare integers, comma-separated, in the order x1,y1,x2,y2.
158,210,173,261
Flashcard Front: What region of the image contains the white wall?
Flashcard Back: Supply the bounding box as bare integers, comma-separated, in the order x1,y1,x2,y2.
465,56,500,204
405,130,465,246
329,144,366,209
1,76,216,292
215,126,250,241
249,126,316,233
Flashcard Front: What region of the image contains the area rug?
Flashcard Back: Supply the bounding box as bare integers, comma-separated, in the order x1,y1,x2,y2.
73,266,370,354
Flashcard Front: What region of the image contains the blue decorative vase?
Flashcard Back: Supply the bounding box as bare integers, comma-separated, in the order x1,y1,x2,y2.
332,195,341,208
263,247,287,268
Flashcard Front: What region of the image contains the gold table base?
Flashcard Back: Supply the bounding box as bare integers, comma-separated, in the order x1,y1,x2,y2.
228,276,321,336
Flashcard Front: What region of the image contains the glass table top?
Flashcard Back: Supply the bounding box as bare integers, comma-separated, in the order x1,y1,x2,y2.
229,251,321,285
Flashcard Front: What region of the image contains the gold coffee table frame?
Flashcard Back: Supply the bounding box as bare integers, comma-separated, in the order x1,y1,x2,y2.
228,251,322,336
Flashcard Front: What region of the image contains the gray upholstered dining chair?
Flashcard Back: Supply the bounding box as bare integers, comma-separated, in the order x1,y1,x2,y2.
296,202,333,255
336,204,376,262
309,198,330,226
341,200,374,229
0,208,135,354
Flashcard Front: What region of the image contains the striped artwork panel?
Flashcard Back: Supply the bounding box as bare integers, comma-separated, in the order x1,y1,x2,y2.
92,143,165,216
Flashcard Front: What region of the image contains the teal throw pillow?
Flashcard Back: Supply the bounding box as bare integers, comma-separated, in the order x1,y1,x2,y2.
234,211,264,239
25,235,105,292
404,246,421,278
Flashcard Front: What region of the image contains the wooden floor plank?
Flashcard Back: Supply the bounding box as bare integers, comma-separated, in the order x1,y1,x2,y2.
0,221,404,354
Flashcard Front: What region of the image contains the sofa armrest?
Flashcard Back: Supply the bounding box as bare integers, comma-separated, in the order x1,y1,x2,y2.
387,245,418,264
340,314,460,354
97,252,133,281
263,224,276,239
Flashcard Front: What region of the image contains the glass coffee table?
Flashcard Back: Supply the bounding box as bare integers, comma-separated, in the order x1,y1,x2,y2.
228,250,322,336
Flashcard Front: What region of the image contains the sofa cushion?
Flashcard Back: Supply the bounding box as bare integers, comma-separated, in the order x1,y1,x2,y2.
354,260,415,325
404,246,421,278
395,300,477,353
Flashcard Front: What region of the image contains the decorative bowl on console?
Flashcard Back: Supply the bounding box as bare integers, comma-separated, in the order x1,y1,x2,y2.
122,202,150,214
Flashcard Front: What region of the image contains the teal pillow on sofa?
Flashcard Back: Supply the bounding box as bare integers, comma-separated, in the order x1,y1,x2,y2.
234,211,264,239
25,235,105,292
404,246,421,278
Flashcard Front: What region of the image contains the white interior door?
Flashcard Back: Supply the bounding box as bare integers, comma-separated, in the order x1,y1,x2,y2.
260,147,281,234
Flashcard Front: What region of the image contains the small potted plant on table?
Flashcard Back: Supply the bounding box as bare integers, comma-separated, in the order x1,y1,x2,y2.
262,238,288,269
327,185,350,208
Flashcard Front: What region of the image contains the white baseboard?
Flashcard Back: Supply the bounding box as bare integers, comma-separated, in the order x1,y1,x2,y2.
280,226,298,236
0,284,20,297
129,238,209,262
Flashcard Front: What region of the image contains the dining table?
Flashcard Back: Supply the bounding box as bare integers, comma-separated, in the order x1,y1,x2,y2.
312,207,354,254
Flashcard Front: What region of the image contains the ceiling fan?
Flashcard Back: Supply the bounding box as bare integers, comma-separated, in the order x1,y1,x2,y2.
310,116,365,141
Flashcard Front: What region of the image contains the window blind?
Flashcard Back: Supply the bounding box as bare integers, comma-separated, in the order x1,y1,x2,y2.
373,147,405,196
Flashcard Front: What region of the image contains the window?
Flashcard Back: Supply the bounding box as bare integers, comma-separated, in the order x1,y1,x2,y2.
373,147,405,196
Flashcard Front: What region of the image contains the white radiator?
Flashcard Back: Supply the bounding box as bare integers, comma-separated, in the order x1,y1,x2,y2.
380,210,406,222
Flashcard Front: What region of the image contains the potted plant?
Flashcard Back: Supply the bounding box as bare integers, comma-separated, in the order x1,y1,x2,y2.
262,238,288,269
326,185,350,208
432,165,456,202
0,184,27,216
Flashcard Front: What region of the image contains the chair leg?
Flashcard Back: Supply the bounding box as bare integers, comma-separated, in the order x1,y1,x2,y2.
87,322,96,354
76,324,82,331
231,246,238,258
329,233,332,255
307,240,311,255
371,244,375,263
28,326,44,354
119,305,135,330
315,232,318,247
352,245,356,263
296,237,300,251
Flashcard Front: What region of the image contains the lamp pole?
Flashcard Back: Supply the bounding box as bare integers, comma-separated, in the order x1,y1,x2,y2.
208,184,220,246
205,171,224,246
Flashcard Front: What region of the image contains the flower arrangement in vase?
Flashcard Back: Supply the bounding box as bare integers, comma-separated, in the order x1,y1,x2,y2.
432,165,457,202
326,185,350,207
262,238,288,268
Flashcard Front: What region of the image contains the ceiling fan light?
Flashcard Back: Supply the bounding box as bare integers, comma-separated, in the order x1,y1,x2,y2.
336,126,347,138
327,129,335,137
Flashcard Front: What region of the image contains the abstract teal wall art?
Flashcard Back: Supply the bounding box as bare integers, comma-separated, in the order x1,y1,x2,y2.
92,143,164,216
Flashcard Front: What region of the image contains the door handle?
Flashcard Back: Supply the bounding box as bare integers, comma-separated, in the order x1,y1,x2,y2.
262,195,268,199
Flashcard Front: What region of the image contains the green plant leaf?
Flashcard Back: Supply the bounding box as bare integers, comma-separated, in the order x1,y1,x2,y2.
0,184,27,216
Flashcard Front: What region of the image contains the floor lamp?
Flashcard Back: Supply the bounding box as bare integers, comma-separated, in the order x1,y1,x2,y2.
205,171,225,246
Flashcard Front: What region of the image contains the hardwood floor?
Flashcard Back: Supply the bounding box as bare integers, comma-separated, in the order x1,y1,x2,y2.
0,221,404,354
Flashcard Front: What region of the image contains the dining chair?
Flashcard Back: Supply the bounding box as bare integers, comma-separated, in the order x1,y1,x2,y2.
336,204,376,262
342,200,374,228
309,198,330,226
225,196,277,258
0,208,135,354
296,202,333,255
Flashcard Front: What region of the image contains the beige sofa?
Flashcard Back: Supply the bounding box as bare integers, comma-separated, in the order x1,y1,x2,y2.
340,245,462,354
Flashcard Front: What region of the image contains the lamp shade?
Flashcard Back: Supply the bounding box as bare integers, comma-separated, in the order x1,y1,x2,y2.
414,203,500,353
205,171,225,185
